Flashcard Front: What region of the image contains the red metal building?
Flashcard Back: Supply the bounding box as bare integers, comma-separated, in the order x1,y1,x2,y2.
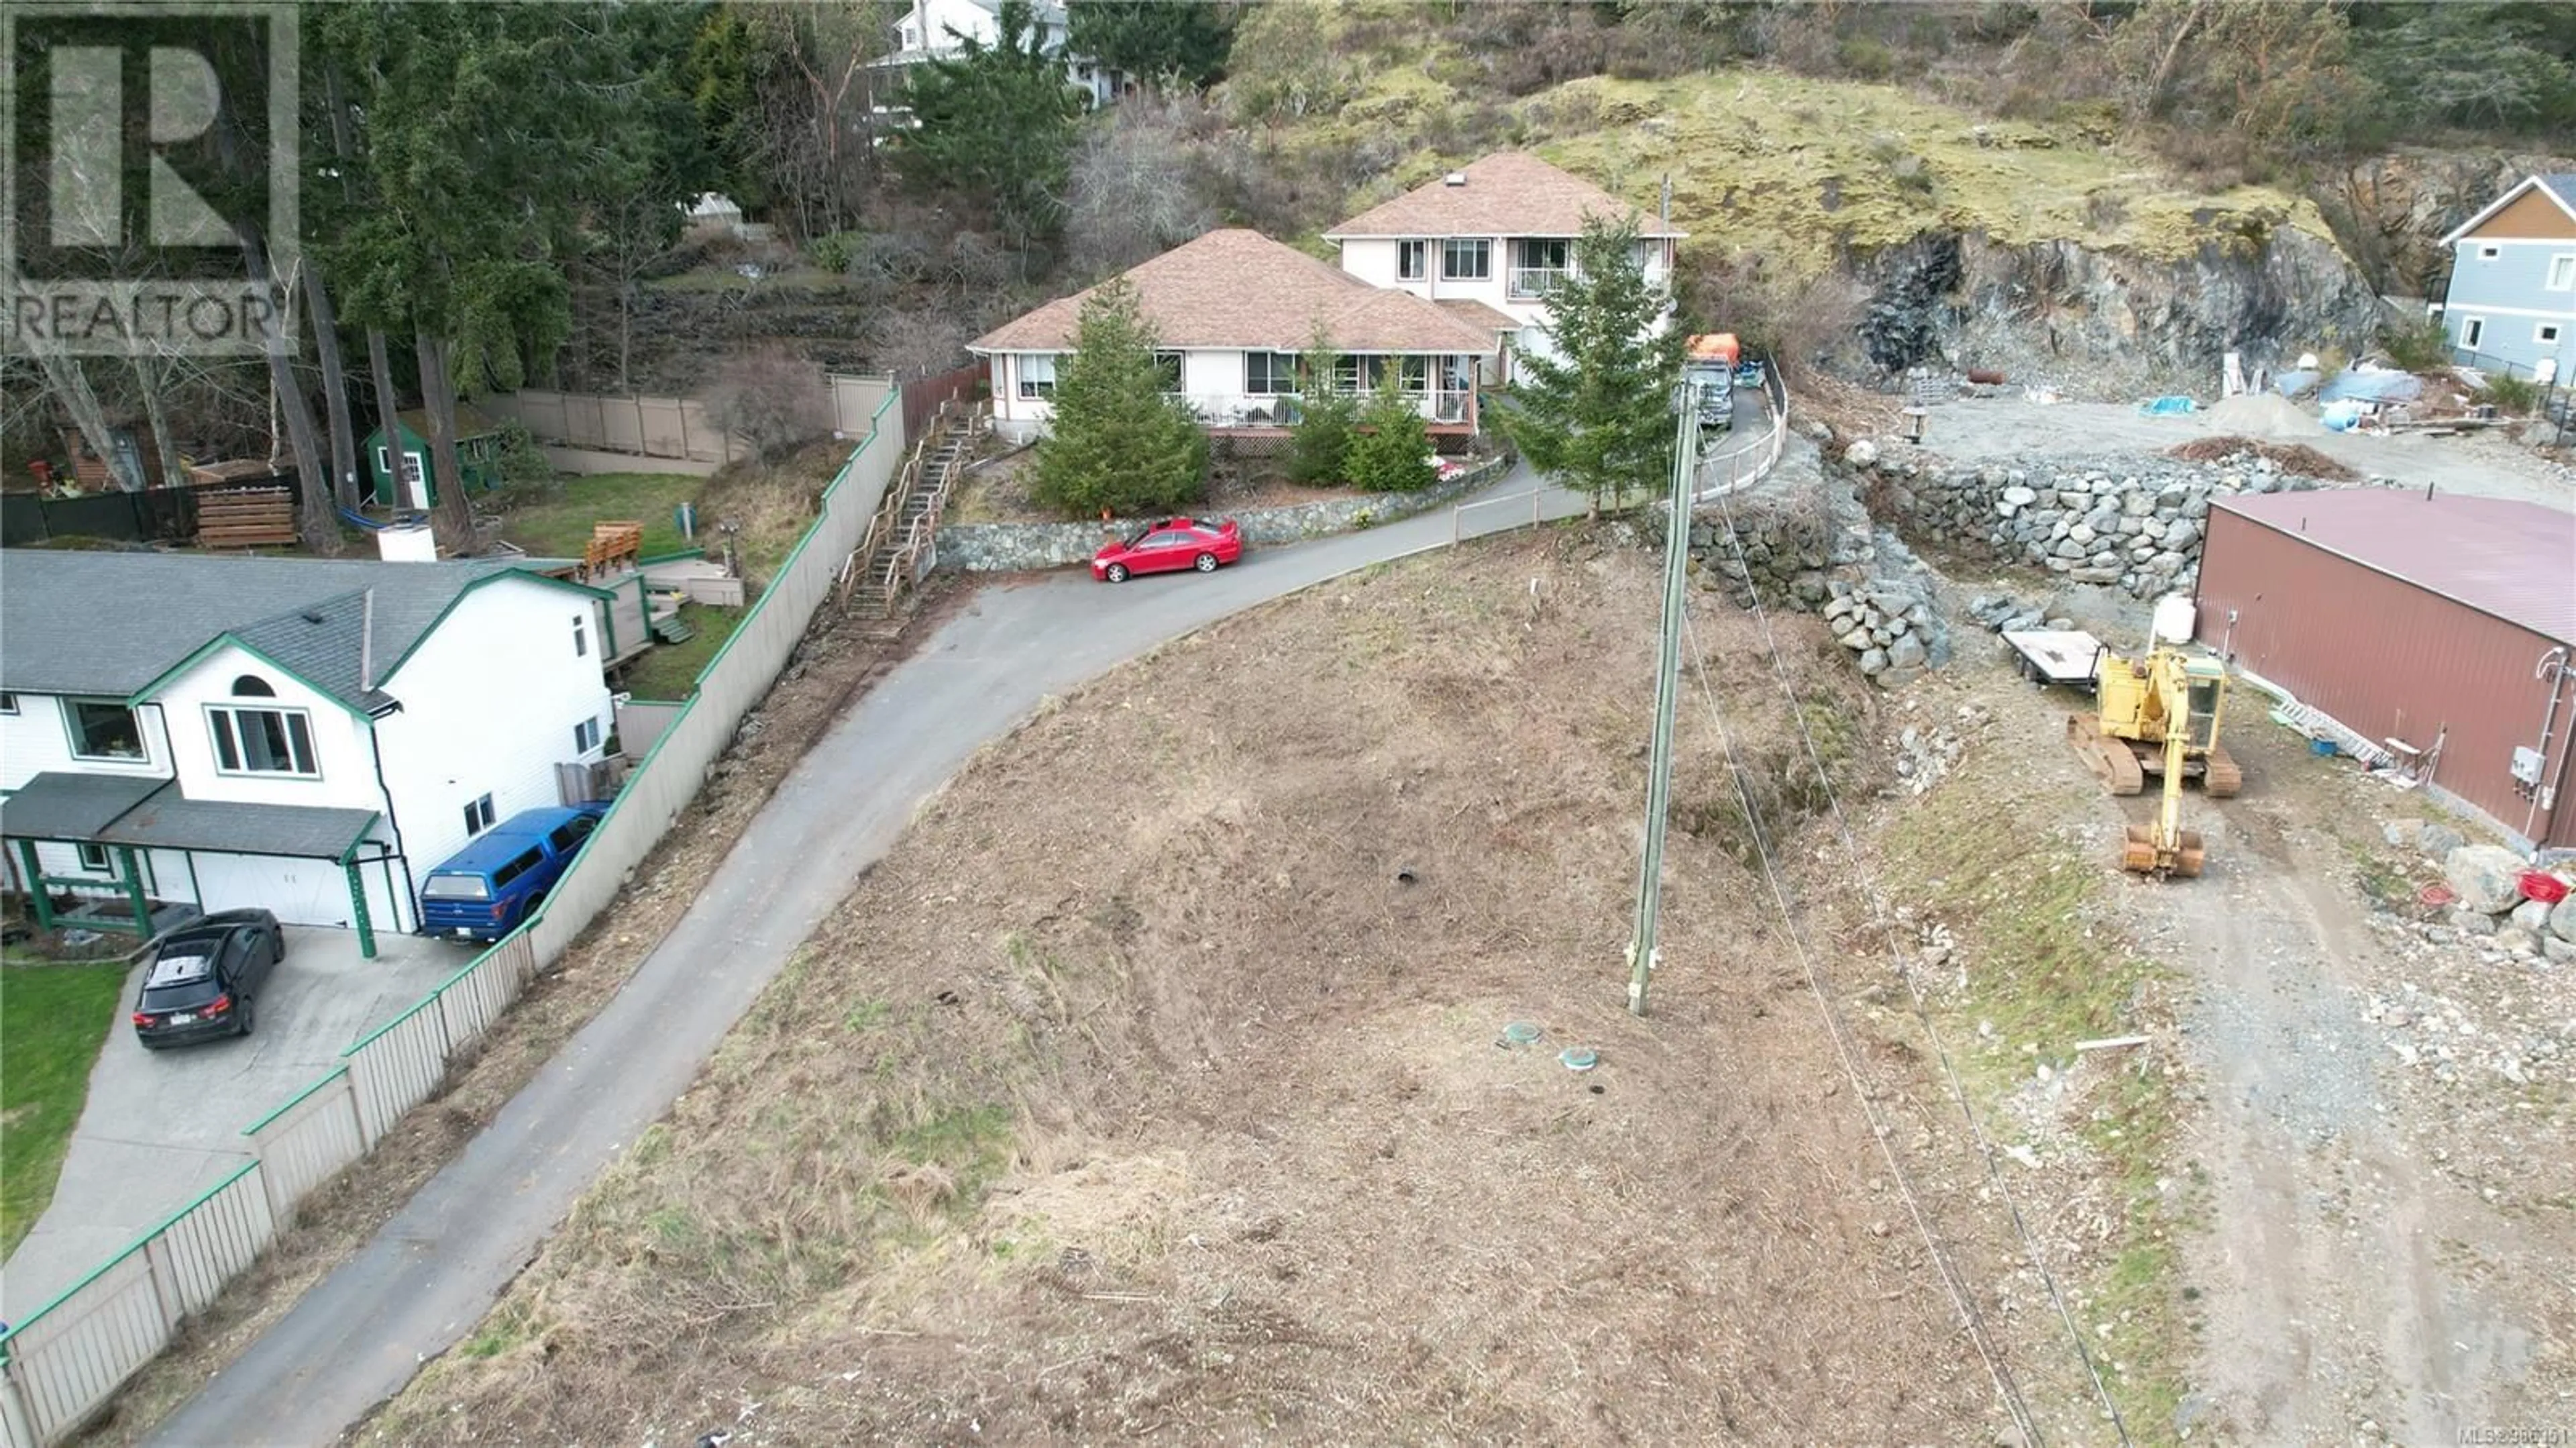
2194,490,2576,854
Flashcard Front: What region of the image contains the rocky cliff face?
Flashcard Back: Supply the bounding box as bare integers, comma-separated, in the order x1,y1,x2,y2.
2324,147,2576,297
1854,227,2387,397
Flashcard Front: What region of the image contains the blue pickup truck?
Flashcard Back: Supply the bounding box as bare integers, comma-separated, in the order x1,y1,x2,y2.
417,804,606,941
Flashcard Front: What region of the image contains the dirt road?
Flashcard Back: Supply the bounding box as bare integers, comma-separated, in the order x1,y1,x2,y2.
1914,398,2574,511
2084,699,2556,1441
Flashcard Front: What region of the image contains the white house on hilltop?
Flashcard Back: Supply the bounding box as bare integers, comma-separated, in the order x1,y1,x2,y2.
969,228,1511,443
0,553,620,953
1325,152,1683,382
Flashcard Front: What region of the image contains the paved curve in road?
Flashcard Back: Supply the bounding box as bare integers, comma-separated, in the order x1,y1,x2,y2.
150,465,1587,1447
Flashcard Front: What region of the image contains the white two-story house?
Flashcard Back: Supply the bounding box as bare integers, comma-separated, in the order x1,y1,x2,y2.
0,553,619,954
970,227,1510,444
1324,152,1683,382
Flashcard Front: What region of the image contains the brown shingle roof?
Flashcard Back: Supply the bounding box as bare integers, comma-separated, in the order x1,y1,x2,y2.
1435,297,1521,334
2214,490,2576,644
969,230,1496,354
1324,152,1684,241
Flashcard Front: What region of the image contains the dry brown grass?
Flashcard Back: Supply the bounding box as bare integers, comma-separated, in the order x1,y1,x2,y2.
362,532,2061,1447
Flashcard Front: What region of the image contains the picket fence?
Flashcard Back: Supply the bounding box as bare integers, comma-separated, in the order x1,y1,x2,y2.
0,387,906,1448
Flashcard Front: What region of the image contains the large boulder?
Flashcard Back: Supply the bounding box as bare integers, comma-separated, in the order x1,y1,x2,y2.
2444,845,2528,915
2416,824,2465,861
2510,898,2555,934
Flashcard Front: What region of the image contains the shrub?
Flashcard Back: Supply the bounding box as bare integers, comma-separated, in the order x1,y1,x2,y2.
808,231,864,275
1344,371,1437,493
1285,331,1356,485
2377,316,2454,374
2478,373,2544,417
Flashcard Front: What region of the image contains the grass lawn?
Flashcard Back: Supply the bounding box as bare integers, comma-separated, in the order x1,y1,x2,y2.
620,604,743,701
1,960,132,1259
495,472,708,563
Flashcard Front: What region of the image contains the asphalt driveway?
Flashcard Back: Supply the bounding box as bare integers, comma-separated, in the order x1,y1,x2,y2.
151,462,1587,1446
1,928,475,1318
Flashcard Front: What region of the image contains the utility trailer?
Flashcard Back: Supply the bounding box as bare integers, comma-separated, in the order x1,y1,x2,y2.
2002,628,2107,689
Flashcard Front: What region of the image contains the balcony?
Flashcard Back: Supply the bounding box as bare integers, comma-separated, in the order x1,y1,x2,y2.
1176,392,1477,431
1507,267,1568,301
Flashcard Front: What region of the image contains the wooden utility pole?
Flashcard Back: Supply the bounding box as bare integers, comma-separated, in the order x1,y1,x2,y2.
1626,376,1702,1017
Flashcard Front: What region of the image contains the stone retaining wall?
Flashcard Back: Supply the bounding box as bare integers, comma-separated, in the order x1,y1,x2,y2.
1851,444,2368,600
934,455,1510,572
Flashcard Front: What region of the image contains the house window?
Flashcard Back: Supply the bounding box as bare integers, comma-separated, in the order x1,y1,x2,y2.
2461,317,2485,350
463,793,496,836
2479,245,2502,260
1509,238,1570,299
209,705,319,776
1017,354,1057,399
2549,254,2575,291
76,843,113,874
1152,351,1185,395
574,717,602,753
1441,238,1490,281
0,692,16,714
1245,352,1299,395
67,699,144,762
231,674,274,696
1397,240,1427,281
572,613,589,658
1330,356,1429,395
2542,323,2565,345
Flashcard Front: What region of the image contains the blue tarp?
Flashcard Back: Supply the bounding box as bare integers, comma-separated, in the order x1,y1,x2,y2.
2135,395,2198,416
2273,370,2321,399
2317,367,2422,404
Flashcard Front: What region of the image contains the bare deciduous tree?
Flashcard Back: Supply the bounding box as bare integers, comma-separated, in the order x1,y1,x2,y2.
1065,99,1220,275
706,346,824,460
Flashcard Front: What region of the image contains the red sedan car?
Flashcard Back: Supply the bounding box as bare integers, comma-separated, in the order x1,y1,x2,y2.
1091,517,1243,582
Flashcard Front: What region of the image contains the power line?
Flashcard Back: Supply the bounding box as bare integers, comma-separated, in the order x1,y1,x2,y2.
1703,482,2137,1447
1675,605,2044,1446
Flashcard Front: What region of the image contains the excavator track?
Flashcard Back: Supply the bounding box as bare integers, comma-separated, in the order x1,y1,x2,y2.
2068,715,2146,795
2202,745,2243,798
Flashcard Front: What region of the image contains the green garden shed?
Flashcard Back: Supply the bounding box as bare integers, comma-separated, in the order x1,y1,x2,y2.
365,405,506,510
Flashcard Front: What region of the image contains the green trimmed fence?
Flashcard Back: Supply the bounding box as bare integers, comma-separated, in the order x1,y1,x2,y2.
0,380,906,1447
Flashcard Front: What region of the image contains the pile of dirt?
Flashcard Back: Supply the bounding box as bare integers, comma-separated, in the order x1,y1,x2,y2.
367,533,2053,1447
2196,392,2322,440
2164,435,2361,480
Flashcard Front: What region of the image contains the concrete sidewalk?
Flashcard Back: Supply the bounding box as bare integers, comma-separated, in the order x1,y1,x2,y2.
2,929,474,1318
150,463,1585,1447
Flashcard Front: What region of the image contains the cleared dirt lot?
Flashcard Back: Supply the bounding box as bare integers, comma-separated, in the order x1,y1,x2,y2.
362,533,2057,1445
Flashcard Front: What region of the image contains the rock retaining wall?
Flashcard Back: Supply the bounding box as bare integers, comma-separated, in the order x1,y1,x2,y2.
1854,446,2367,600
934,456,1510,572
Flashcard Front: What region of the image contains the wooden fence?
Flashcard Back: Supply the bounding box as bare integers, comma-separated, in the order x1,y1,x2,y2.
0,389,908,1448
485,374,897,468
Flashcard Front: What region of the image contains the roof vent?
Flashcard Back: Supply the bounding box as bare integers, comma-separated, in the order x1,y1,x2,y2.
299,609,326,625
1442,171,1467,187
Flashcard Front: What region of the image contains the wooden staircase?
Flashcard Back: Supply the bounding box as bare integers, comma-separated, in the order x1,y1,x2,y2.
847,401,981,617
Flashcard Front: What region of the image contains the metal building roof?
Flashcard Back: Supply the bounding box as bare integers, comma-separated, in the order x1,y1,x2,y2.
2210,490,2576,644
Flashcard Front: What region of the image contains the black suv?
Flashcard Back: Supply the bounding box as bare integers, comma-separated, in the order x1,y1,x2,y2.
132,909,285,1049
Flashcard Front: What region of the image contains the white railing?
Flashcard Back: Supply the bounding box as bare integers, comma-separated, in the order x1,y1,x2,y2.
1178,392,1474,429
0,385,912,1448
1507,267,1567,300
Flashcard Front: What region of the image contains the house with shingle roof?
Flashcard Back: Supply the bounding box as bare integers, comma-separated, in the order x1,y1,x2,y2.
0,553,620,949
2436,173,2576,383
1324,152,1684,382
970,228,1509,441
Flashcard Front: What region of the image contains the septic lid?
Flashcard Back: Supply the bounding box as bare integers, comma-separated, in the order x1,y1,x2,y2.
1559,1047,1599,1072
1502,1022,1543,1046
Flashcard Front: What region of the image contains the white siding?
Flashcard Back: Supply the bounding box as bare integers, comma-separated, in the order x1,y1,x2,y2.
150,646,380,810
373,576,611,883
1,694,173,792
1340,238,1403,289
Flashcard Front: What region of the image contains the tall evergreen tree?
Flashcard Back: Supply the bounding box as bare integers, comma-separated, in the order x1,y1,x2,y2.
1501,215,1684,513
894,0,1082,248
1068,1,1238,90
1030,278,1208,517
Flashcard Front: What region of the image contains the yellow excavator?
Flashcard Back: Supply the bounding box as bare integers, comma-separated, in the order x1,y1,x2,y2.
2066,638,2241,878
